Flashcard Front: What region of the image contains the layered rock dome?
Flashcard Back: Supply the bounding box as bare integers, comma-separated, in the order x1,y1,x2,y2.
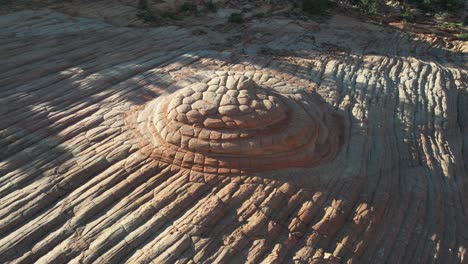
128,71,344,174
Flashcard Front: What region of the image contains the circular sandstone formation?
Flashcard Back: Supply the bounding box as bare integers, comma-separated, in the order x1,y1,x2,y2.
128,71,344,174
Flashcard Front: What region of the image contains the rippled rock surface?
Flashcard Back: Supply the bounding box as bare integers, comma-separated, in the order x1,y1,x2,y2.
0,10,467,264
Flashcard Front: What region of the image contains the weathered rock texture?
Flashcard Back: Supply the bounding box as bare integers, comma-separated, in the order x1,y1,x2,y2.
0,10,467,264
127,71,343,174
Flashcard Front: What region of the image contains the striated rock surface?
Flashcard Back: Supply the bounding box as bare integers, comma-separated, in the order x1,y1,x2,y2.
0,10,467,264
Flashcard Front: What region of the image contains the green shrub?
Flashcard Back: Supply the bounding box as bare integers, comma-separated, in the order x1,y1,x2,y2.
206,1,217,12
180,2,197,12
137,0,158,23
161,12,180,20
137,9,158,22
138,0,149,9
440,21,463,29
400,8,415,21
252,12,266,19
457,33,468,40
302,0,331,14
228,13,244,23
408,0,463,12
0,0,12,6
357,0,379,15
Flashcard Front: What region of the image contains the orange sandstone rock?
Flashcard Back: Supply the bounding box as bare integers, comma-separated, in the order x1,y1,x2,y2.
127,71,344,174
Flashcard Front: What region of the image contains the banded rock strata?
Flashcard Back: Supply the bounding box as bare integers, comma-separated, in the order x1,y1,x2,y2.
0,10,467,264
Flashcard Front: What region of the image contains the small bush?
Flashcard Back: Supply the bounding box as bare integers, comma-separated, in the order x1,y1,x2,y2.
408,0,463,13
252,12,266,19
137,9,158,22
457,33,468,40
228,13,244,23
357,0,379,15
440,21,463,29
206,1,217,12
434,12,450,21
400,8,415,21
161,12,180,20
302,0,331,15
191,28,207,35
180,2,197,12
138,0,150,10
0,0,12,6
137,0,158,23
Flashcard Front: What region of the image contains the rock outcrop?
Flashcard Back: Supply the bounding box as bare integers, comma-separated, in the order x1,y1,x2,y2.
127,71,343,174
0,10,467,264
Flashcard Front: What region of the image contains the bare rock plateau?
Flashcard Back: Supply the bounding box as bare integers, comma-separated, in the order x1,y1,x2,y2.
0,9,467,264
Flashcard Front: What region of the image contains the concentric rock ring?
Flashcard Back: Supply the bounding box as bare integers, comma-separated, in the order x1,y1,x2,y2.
128,71,344,174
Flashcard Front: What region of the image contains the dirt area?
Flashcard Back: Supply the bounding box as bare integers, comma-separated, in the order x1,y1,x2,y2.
1,0,466,41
